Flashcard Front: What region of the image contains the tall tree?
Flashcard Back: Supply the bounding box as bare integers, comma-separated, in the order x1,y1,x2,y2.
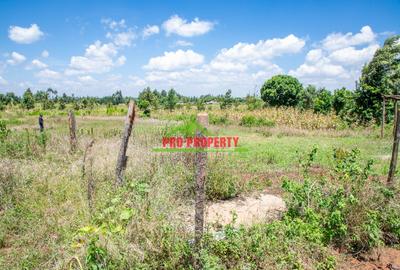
220,89,233,109
166,88,178,111
355,35,400,123
22,88,35,110
111,90,124,105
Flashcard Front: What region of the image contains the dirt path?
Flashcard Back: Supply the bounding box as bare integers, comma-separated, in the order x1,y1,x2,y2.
205,192,285,228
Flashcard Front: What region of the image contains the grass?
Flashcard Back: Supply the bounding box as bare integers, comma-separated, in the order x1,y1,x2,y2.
0,105,399,269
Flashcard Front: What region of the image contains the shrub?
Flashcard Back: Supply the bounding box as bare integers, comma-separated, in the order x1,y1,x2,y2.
209,114,230,125
206,159,239,200
282,147,400,253
239,115,275,127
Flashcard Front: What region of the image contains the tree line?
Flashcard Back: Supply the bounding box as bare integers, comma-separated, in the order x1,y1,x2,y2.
1,35,399,125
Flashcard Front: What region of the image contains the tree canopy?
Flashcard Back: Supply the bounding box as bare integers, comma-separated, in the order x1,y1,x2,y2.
260,75,304,107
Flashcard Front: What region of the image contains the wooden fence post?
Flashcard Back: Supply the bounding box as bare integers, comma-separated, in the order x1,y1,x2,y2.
115,100,136,186
194,113,208,248
381,98,386,139
82,139,95,213
388,108,400,186
68,111,77,152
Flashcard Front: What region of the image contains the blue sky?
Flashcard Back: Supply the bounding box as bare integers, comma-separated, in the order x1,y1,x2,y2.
0,0,399,97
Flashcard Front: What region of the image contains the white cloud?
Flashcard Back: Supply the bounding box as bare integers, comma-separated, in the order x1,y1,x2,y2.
209,60,248,72
305,49,323,62
129,75,147,87
78,75,96,83
328,44,379,65
101,18,126,30
0,76,8,86
214,35,305,62
116,55,126,66
8,24,44,44
143,25,160,38
174,40,193,47
322,25,376,51
107,30,135,47
7,52,26,65
144,49,204,71
41,50,49,58
66,41,124,74
35,68,61,79
162,15,214,37
209,34,305,72
290,59,348,78
31,59,48,69
290,25,379,88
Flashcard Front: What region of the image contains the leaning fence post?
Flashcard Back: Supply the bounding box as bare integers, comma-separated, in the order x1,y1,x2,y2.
388,108,400,186
115,100,135,186
194,113,208,248
68,110,77,152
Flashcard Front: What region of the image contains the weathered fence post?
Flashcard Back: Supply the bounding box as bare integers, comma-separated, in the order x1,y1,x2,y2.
388,108,400,186
82,139,95,213
68,111,77,152
381,98,386,139
115,100,135,186
194,113,208,248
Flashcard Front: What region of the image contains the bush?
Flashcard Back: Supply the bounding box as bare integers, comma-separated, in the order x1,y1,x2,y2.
239,115,275,127
261,75,304,107
282,147,400,253
209,114,230,125
206,159,239,200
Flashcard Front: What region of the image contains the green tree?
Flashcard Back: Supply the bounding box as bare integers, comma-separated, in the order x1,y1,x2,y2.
111,90,124,105
313,88,332,114
166,88,178,111
22,88,35,110
139,100,151,116
138,87,158,108
220,89,233,109
245,95,264,110
260,75,304,107
355,35,400,123
299,85,317,110
332,87,353,115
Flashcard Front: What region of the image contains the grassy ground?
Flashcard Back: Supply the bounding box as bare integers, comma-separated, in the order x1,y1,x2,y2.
0,107,399,269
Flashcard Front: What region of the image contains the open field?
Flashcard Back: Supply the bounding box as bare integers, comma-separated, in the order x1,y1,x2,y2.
2,105,400,269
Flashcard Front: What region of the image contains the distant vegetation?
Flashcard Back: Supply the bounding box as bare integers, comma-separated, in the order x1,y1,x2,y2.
1,36,399,127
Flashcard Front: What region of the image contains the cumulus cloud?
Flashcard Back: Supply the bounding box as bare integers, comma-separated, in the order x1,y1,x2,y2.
35,68,61,79
66,41,124,75
210,34,305,71
7,52,26,65
328,44,379,65
162,15,214,37
144,49,204,71
143,25,160,38
290,25,379,88
322,25,376,51
31,59,48,69
106,30,136,47
41,50,49,58
8,24,44,44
